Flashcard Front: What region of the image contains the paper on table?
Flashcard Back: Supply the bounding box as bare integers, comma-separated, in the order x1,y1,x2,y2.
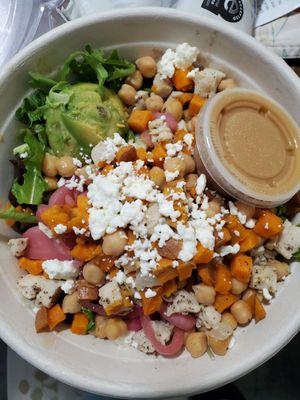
255,0,300,27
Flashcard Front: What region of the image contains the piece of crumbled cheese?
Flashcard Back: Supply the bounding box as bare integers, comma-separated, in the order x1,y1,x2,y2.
178,119,187,131
218,231,224,239
183,133,194,149
38,222,53,239
196,174,206,196
91,133,126,164
42,259,80,280
233,230,240,237
264,222,269,230
219,243,240,257
57,177,66,187
193,68,226,98
73,226,86,235
166,290,201,316
245,219,256,229
150,224,177,247
145,288,157,298
129,239,160,277
61,279,75,294
172,260,179,268
200,195,209,210
166,141,183,157
157,48,176,79
228,201,247,224
262,287,273,301
123,175,157,202
187,67,199,79
113,270,126,285
54,224,67,234
157,194,180,221
165,170,179,182
134,291,142,300
134,90,149,110
72,158,82,168
148,118,173,143
191,218,215,250
125,276,136,288
177,223,197,262
174,43,199,69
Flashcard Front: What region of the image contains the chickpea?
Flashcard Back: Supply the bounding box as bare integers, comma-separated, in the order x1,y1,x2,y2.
56,156,76,177
135,56,157,78
149,166,166,190
208,335,230,356
152,76,173,98
185,173,198,189
83,262,105,285
125,70,143,90
242,288,256,301
267,259,290,281
235,201,255,220
205,199,222,218
105,318,128,340
118,84,136,106
180,154,195,175
44,177,58,191
75,164,97,179
164,157,186,178
42,153,58,177
102,230,128,257
231,300,252,325
94,316,108,339
185,332,207,358
162,98,183,122
183,328,196,344
62,291,81,314
218,78,236,92
193,284,216,306
231,278,248,295
145,93,164,112
221,312,238,330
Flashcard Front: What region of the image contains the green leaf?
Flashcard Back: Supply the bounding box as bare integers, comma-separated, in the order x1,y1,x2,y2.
126,129,135,143
81,307,95,332
293,249,300,262
28,71,57,91
16,90,47,126
13,143,30,157
275,205,287,221
11,131,48,205
0,206,37,223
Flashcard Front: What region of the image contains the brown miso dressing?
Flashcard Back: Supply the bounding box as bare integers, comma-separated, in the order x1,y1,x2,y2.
211,92,300,195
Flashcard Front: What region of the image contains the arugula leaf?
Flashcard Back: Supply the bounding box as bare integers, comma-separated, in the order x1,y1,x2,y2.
81,306,95,332
275,205,287,221
28,71,57,91
11,131,48,205
293,249,300,262
59,45,135,91
0,206,37,223
16,90,47,126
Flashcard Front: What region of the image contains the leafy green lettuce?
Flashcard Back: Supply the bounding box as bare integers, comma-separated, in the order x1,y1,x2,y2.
11,131,48,205
0,206,37,223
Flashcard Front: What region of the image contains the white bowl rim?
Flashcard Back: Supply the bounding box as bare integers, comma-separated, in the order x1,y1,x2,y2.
0,7,299,398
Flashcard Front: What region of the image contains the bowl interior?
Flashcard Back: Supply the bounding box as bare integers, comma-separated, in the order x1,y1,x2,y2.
0,8,299,398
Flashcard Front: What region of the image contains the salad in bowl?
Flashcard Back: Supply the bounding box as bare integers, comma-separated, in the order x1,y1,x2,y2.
2,42,300,359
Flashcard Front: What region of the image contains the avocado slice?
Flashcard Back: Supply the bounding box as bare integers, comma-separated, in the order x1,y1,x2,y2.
45,83,127,157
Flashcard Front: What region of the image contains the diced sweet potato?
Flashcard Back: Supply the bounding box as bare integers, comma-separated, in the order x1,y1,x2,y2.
116,145,138,162
230,254,253,283
214,264,232,294
254,211,283,238
47,304,66,330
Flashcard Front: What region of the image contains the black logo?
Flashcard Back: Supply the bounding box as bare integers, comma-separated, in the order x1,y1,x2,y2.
201,0,244,23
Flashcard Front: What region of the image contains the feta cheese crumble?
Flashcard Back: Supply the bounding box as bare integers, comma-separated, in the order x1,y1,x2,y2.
42,260,80,280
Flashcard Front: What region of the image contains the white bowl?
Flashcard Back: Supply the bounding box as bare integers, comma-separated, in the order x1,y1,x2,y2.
0,8,299,398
